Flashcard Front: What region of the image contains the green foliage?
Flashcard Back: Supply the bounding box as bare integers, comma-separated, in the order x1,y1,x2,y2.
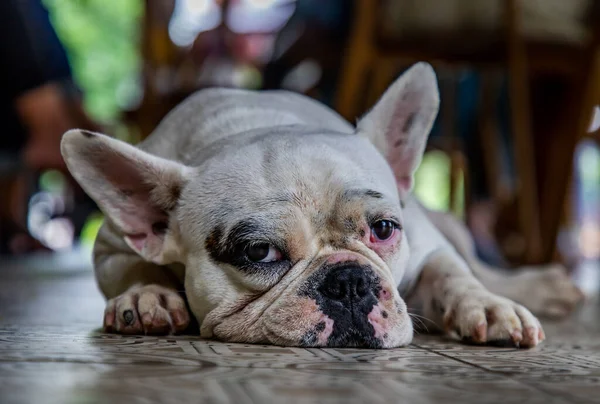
414,151,450,211
39,170,67,193
80,212,105,247
414,150,464,217
43,0,143,122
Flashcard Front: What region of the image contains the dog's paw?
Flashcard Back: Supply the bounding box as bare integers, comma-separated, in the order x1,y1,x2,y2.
103,284,190,335
443,290,545,348
508,264,584,319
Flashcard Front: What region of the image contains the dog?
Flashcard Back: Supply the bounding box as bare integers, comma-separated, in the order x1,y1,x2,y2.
61,63,583,348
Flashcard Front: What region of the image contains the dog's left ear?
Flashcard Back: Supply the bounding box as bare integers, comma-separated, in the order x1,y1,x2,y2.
61,130,193,264
356,62,439,198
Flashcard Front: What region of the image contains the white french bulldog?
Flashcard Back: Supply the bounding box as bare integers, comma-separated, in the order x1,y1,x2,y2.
61,63,583,348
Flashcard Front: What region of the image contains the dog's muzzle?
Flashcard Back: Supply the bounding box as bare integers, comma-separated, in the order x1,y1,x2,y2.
301,262,383,348
319,265,375,310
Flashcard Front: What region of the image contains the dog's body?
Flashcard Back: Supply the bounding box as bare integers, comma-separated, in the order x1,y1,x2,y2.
95,87,459,297
62,64,582,348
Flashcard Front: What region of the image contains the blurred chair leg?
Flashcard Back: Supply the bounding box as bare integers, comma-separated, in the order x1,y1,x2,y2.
335,0,376,120
439,69,460,214
505,0,543,264
539,41,600,262
367,59,397,107
478,71,503,202
450,149,468,217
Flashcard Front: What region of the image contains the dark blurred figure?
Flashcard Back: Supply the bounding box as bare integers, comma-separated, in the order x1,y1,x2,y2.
262,0,354,105
0,0,98,255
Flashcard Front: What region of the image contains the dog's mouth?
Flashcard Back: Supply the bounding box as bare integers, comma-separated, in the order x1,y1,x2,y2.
208,261,412,348
300,311,384,348
258,264,411,348
259,294,406,348
295,262,384,347
300,277,385,348
213,291,412,348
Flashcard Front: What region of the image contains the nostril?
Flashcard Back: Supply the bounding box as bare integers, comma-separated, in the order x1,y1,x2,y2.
322,281,346,300
319,265,373,303
355,277,367,298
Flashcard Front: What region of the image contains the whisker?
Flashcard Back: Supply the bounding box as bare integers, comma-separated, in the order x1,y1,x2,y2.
408,313,438,333
409,313,437,326
409,314,428,332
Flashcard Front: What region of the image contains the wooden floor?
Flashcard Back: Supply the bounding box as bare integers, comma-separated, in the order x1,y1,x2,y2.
0,250,599,404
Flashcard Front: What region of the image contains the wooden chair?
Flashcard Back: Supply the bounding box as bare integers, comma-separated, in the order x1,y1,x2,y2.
335,0,600,265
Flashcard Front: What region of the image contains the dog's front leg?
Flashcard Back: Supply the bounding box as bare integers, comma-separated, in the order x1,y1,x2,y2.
94,224,190,335
406,250,545,347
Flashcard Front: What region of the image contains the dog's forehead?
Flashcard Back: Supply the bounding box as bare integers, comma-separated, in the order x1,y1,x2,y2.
198,132,395,201
180,131,400,236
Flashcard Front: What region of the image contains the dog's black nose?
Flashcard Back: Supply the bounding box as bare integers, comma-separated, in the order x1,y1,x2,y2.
319,265,372,306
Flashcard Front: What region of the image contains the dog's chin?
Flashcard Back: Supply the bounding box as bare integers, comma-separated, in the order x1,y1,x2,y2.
301,328,384,348
258,321,413,349
257,296,414,349
205,282,414,348
211,312,413,348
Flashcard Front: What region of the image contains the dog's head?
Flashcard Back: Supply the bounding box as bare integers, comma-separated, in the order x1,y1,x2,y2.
62,63,439,348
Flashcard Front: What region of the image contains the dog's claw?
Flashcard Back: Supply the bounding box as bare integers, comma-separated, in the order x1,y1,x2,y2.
511,330,523,345
123,310,134,325
103,285,190,335
474,322,487,343
444,289,544,348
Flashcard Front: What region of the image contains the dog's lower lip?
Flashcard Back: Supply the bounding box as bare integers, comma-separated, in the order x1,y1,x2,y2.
327,335,382,348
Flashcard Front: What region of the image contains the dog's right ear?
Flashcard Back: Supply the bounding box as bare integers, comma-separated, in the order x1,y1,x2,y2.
61,130,193,264
356,63,439,199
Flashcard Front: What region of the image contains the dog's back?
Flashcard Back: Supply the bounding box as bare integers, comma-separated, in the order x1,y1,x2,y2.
137,88,354,166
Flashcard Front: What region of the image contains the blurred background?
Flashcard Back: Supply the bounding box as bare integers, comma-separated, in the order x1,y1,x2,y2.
0,0,599,293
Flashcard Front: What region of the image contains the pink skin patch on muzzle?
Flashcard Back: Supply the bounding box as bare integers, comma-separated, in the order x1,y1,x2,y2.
367,303,390,339
379,288,392,301
316,315,335,345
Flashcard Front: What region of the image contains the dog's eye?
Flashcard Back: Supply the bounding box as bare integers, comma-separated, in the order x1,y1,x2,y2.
370,220,397,241
245,243,282,263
